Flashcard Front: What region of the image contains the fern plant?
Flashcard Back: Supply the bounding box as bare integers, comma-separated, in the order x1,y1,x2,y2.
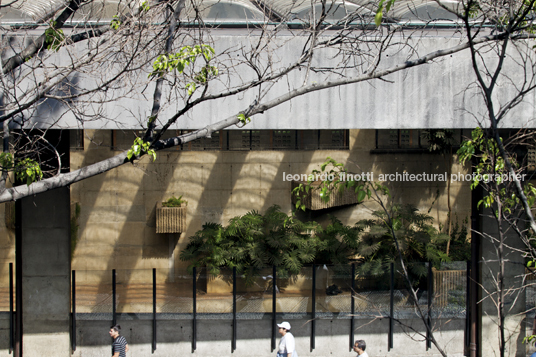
179,205,321,285
162,195,188,207
314,216,363,265
179,204,461,289
354,204,450,289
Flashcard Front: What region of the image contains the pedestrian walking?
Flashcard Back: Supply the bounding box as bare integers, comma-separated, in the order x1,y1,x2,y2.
353,339,369,357
277,321,297,357
109,325,129,357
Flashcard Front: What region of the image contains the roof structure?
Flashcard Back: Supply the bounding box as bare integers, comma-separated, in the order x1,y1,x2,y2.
0,0,465,25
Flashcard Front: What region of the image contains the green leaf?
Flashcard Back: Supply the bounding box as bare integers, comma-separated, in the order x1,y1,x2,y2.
357,190,366,202
374,1,384,26
237,113,251,125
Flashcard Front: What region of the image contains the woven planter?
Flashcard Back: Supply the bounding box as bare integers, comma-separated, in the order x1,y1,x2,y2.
156,202,187,233
291,180,360,210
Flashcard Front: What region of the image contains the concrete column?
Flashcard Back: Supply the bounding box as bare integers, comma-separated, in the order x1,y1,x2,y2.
20,187,71,356
479,209,527,357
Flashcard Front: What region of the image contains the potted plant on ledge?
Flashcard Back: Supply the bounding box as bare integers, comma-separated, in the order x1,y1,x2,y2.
156,195,188,234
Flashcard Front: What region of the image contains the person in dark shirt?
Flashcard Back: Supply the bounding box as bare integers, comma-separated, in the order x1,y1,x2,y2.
109,325,129,357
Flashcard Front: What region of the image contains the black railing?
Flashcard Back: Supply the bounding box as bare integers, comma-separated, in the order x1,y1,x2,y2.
9,262,13,354
61,263,470,354
71,269,76,352
152,268,157,353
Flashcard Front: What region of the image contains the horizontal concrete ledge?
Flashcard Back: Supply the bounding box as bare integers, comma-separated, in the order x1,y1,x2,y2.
73,310,466,323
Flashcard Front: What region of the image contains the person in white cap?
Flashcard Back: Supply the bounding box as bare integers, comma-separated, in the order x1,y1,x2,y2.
277,321,298,357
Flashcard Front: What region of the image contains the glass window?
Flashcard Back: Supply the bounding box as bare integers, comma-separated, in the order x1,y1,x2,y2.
70,129,84,151
273,130,296,150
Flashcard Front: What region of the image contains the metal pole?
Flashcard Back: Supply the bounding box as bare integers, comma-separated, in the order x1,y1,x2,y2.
232,267,237,352
72,270,76,352
9,262,13,354
465,260,471,355
350,263,355,351
426,262,432,350
470,180,481,357
388,262,394,351
15,199,22,357
311,264,316,351
112,269,116,326
271,265,276,352
192,267,197,352
152,268,157,352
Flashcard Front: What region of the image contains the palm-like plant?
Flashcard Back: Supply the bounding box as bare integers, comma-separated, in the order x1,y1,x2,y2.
355,204,450,288
314,216,362,265
179,205,320,285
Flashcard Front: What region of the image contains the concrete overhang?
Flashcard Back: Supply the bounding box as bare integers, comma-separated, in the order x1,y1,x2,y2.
4,28,536,130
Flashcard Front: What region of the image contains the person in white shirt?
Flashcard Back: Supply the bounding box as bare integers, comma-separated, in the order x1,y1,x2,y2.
277,322,298,357
353,339,369,357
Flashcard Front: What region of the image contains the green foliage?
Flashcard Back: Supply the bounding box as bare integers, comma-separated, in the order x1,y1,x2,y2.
0,152,13,171
127,137,156,161
139,1,150,12
15,158,43,185
110,15,121,30
421,129,456,153
355,204,451,285
466,1,481,19
291,157,382,211
237,113,251,126
439,217,471,261
194,65,219,84
149,44,216,79
179,205,321,285
162,195,188,207
148,45,218,97
44,22,65,51
374,0,396,26
523,334,536,346
314,216,363,265
457,127,535,214
179,204,455,287
186,83,197,96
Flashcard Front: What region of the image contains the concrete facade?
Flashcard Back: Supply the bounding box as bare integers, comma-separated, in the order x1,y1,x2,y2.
69,129,472,277
3,126,470,355
0,127,531,356
20,188,71,356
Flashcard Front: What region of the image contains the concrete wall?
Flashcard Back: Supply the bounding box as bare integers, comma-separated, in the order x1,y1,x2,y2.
69,129,471,279
479,208,528,357
21,188,71,356
18,32,536,130
71,317,466,357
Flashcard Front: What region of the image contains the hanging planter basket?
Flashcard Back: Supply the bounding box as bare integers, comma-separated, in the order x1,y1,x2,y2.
156,202,187,233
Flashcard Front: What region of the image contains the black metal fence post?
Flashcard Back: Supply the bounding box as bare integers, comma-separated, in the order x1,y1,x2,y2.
311,264,316,351
192,267,197,352
388,262,394,351
72,270,76,352
112,269,116,326
152,268,157,352
232,267,237,352
426,262,432,350
271,265,276,352
350,263,355,351
9,262,13,354
465,261,471,355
